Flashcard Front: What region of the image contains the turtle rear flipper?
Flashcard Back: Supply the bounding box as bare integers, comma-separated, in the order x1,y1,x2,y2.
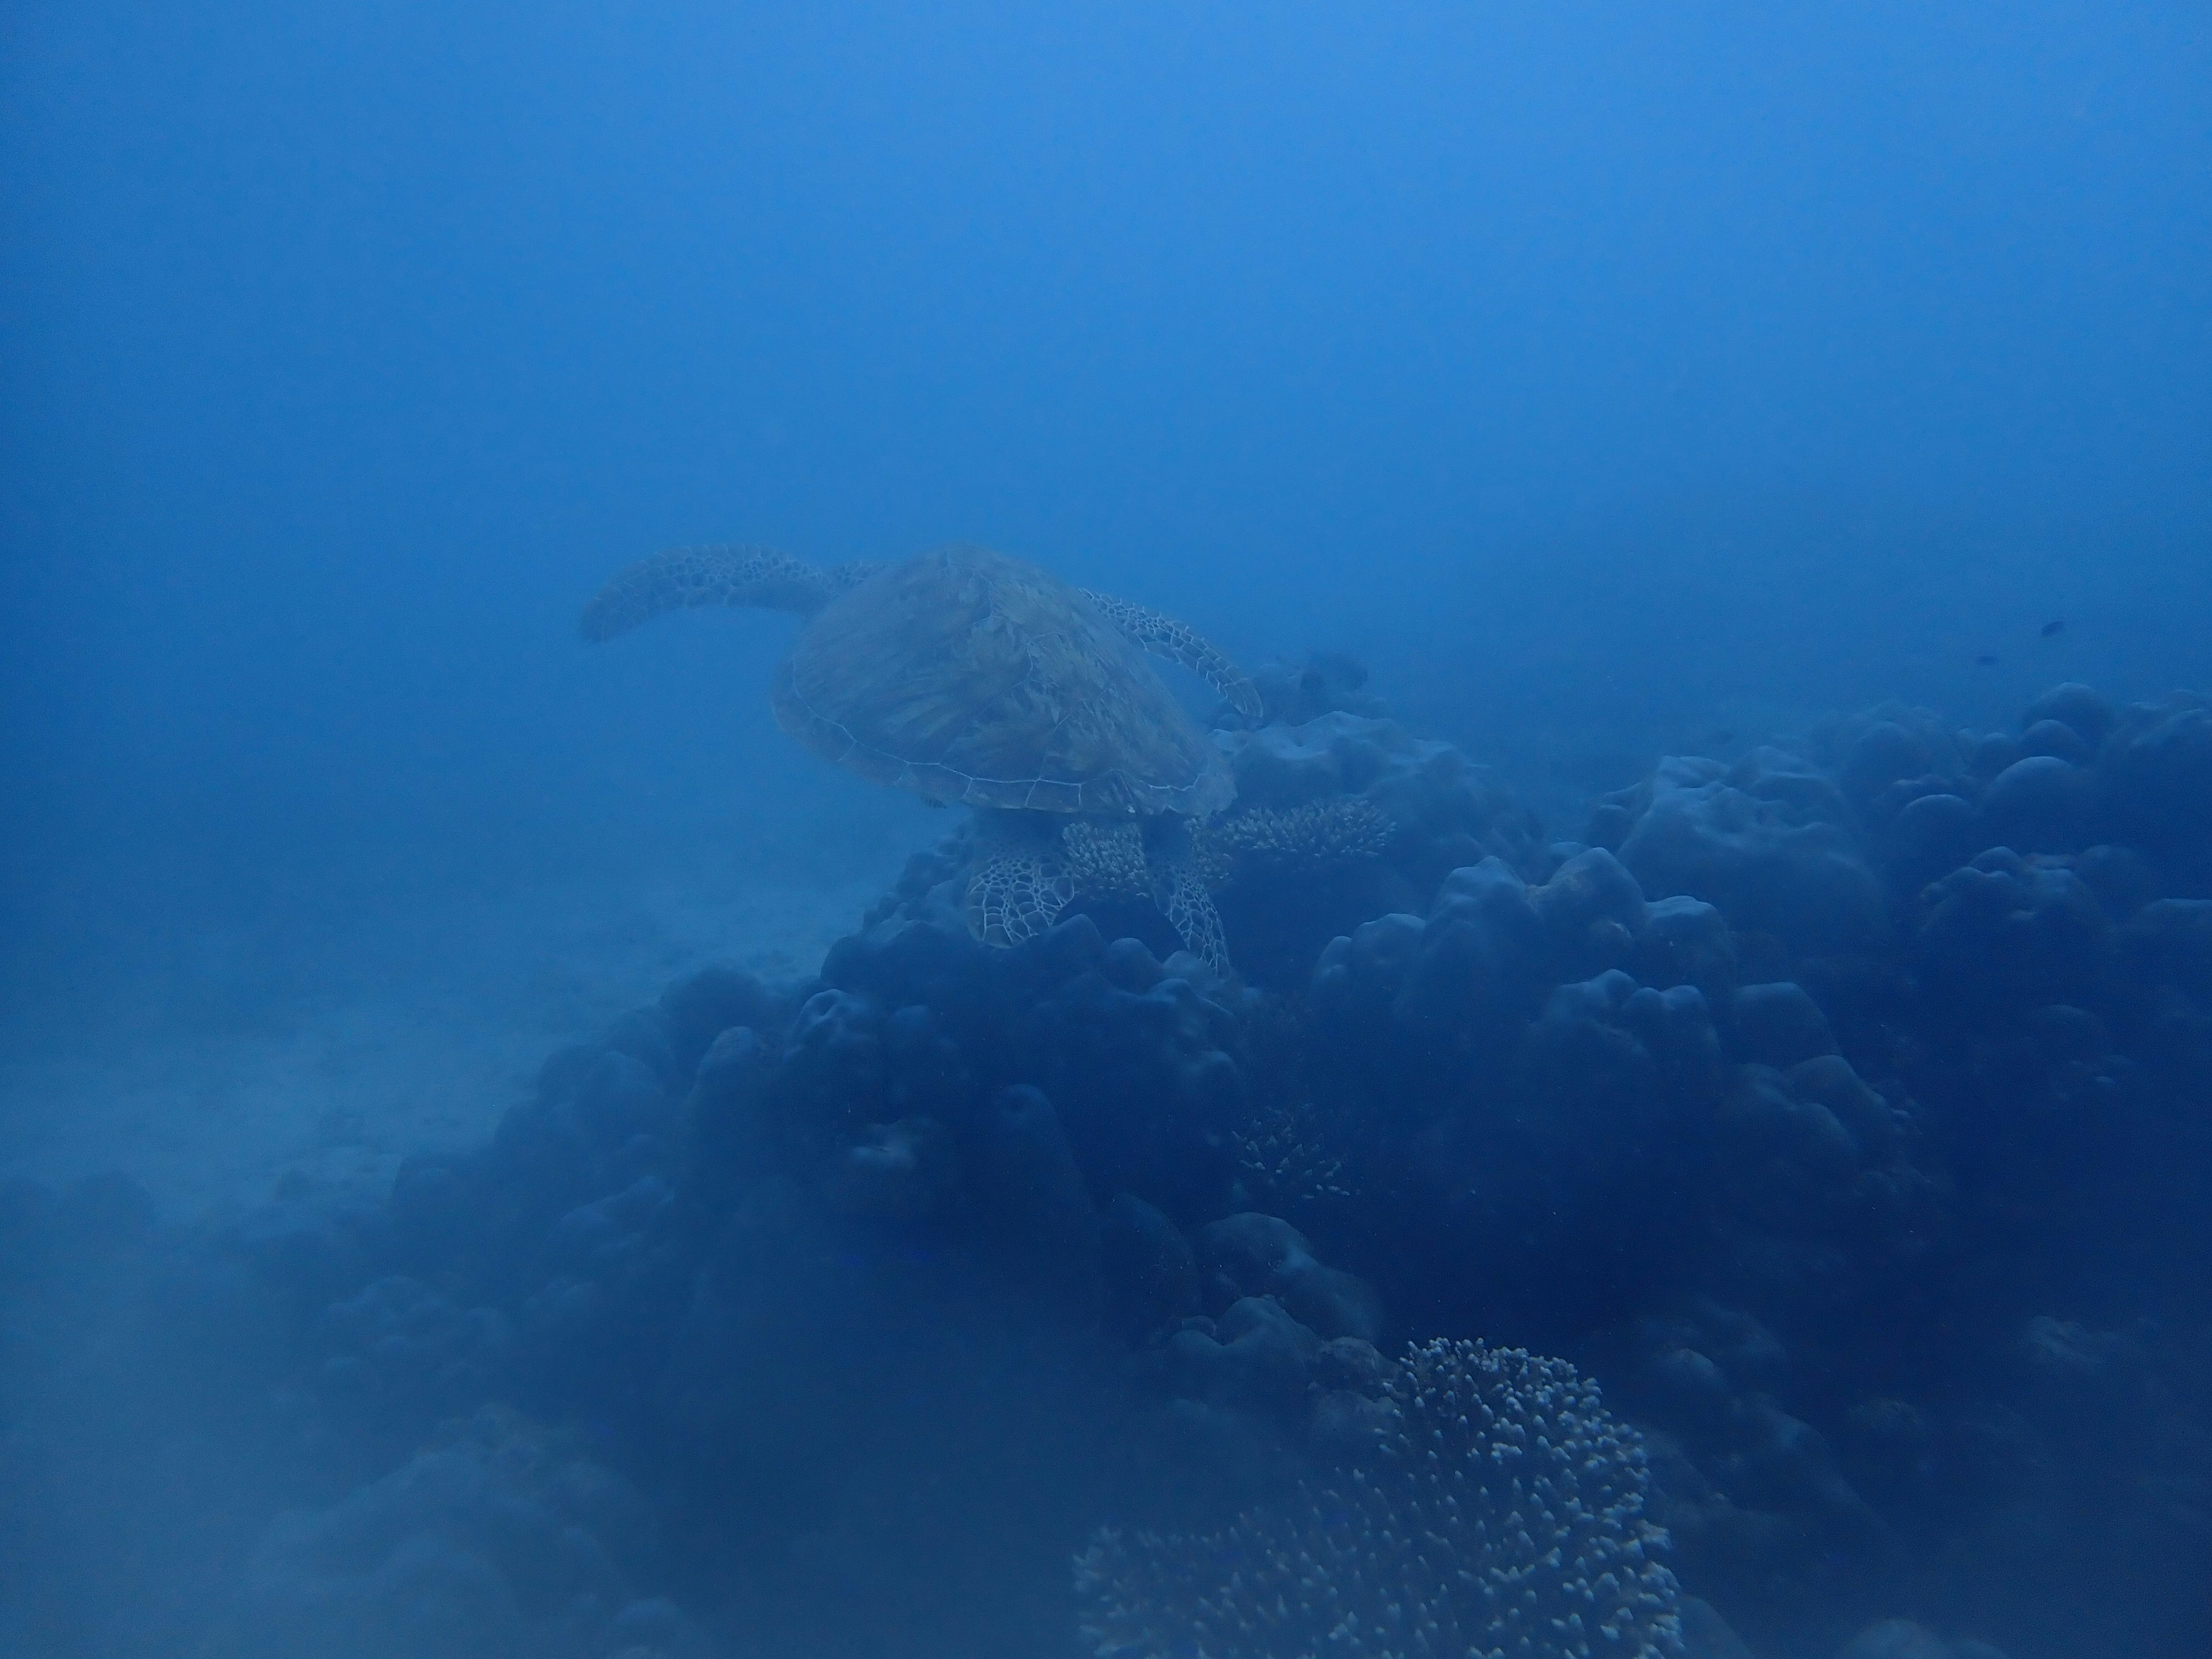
580,544,839,641
965,849,1075,948
1153,837,1230,974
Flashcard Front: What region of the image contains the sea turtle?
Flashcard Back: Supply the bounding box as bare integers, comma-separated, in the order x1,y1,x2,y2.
581,542,1263,967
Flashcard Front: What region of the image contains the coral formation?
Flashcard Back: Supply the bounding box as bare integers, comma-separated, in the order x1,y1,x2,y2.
1196,795,1395,878
12,677,2212,1659
1230,651,1393,728
1234,1090,1351,1215
1061,819,1155,901
1078,1339,1686,1659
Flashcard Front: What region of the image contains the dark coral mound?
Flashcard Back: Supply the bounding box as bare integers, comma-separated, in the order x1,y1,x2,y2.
1080,1338,1685,1659
7,684,2212,1659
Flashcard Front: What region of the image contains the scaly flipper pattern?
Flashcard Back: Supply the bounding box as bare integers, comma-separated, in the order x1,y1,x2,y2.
1078,590,1264,721
1157,850,1230,973
965,849,1076,947
580,545,840,641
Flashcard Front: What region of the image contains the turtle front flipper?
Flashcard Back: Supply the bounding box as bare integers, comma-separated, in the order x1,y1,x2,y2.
581,545,840,641
1078,590,1264,722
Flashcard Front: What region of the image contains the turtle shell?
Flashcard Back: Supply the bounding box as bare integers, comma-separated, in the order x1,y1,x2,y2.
770,544,1233,816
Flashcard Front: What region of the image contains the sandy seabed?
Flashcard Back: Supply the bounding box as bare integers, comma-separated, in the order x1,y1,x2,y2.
0,861,899,1221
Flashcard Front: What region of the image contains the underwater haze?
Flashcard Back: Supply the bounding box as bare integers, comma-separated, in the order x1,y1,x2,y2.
3,3,2209,1657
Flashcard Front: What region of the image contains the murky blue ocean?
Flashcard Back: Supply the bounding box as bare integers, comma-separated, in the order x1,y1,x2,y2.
3,5,2207,1657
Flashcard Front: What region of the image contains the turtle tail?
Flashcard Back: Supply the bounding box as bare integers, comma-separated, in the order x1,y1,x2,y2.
579,544,841,641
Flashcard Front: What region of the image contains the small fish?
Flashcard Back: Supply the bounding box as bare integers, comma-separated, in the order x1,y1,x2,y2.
2040,619,2066,638
1975,654,2000,667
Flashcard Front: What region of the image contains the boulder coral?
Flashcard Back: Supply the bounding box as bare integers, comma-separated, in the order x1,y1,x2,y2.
12,680,2210,1659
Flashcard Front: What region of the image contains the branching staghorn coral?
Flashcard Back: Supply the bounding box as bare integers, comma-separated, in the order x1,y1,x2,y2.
1235,1092,1351,1213
1078,1339,1687,1659
1060,820,1153,902
1196,797,1395,882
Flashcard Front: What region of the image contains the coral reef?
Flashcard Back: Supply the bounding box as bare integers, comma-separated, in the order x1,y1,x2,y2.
1062,819,1155,900
9,679,2212,1659
1228,650,1393,729
1078,1339,1686,1659
1211,712,1546,986
1234,1090,1351,1216
1195,796,1395,879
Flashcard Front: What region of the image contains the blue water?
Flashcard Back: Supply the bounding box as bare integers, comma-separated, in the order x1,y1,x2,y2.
2,5,2207,1657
